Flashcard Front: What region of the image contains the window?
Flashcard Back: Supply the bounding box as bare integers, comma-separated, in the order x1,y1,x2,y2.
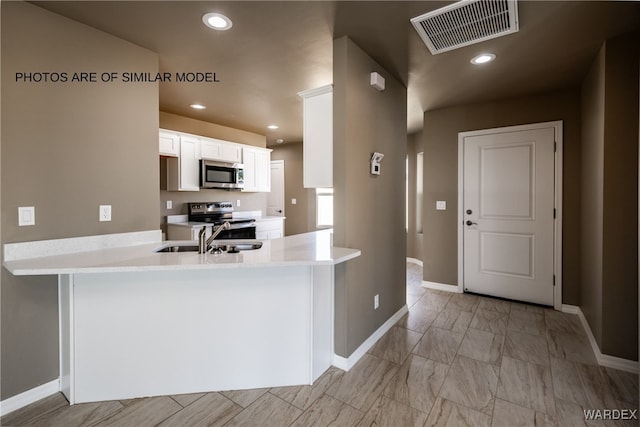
316,188,333,228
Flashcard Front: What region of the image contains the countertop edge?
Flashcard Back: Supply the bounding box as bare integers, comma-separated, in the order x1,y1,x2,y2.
3,230,361,276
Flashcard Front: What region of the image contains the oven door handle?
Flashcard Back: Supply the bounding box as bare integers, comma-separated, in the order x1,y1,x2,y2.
226,222,256,230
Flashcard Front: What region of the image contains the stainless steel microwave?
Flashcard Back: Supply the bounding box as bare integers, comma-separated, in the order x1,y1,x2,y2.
200,160,244,190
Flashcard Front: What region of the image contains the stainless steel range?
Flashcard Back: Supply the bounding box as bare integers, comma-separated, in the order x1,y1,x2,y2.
188,201,256,240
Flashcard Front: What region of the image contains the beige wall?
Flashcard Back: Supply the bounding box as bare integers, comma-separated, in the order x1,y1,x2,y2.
422,89,582,305
1,2,159,399
333,37,407,357
159,111,266,148
601,33,639,360
270,142,317,236
407,131,423,261
580,45,606,348
581,33,639,360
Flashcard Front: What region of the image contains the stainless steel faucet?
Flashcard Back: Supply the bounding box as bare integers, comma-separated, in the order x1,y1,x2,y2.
198,221,231,254
198,226,207,254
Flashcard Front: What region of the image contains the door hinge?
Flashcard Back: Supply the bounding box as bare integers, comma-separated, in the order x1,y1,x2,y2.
553,208,556,219
554,141,557,152
553,275,556,286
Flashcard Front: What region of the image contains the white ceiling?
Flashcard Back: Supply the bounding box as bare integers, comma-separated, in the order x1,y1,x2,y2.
32,1,640,145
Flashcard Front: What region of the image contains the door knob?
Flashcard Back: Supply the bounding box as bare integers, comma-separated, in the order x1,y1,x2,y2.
277,210,282,213
465,220,478,226
466,209,473,215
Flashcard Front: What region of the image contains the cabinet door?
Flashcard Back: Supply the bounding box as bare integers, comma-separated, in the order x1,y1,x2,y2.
299,85,332,188
167,136,200,191
179,137,200,191
180,137,200,190
242,148,258,192
256,150,271,192
159,131,179,157
242,147,271,193
200,140,222,160
255,219,284,239
221,144,243,163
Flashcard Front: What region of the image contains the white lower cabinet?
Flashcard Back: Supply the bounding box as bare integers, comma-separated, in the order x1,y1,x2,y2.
256,217,284,239
61,264,334,403
166,136,200,191
242,147,272,192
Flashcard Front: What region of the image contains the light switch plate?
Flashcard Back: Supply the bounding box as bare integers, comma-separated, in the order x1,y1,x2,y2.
291,198,297,205
436,201,447,211
166,200,173,209
99,205,112,222
18,206,35,226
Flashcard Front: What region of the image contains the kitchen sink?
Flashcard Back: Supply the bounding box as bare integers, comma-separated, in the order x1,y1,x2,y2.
154,245,200,253
154,241,263,253
210,242,263,253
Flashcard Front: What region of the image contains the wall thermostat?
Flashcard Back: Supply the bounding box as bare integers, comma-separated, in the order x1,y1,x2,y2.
371,152,384,175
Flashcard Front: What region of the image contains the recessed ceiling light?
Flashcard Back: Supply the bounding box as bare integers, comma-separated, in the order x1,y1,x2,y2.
275,139,284,144
267,125,279,130
190,103,206,110
202,13,232,31
471,53,496,65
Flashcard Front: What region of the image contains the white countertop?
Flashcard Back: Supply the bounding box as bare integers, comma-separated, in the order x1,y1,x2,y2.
3,229,360,276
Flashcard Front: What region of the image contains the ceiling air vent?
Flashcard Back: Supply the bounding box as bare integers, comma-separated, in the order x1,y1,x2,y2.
411,0,519,55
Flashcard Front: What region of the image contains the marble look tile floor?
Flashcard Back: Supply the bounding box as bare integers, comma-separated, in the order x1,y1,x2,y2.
2,262,638,426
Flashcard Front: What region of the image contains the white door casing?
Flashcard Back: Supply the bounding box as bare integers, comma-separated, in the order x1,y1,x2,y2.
268,160,285,217
458,121,563,308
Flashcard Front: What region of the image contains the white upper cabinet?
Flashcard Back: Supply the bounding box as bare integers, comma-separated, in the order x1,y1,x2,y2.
221,143,243,163
199,139,222,160
162,128,270,192
298,85,332,188
159,130,180,157
200,138,243,163
167,135,200,192
242,146,271,193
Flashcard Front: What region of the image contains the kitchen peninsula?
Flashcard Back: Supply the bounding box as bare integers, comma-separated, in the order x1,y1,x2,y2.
3,230,360,405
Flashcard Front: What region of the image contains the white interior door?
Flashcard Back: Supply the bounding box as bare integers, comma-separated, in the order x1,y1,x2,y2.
462,126,556,305
267,160,285,217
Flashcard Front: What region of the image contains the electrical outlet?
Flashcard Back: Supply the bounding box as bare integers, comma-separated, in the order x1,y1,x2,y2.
236,199,241,207
291,198,297,205
166,200,173,209
374,294,380,310
18,206,35,226
99,205,112,222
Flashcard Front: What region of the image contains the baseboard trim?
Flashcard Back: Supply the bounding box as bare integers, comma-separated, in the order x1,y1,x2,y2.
406,257,423,266
561,304,639,374
0,379,60,417
332,304,409,371
422,281,461,293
